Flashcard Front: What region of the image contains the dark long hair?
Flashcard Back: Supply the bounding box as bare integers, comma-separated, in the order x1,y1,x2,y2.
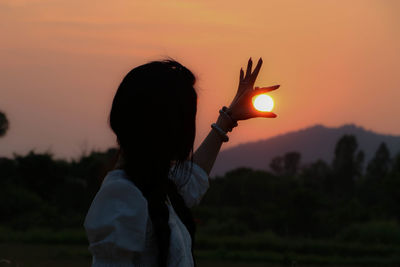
108,59,197,266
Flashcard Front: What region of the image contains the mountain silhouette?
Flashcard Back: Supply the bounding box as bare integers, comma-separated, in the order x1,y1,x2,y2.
211,124,400,177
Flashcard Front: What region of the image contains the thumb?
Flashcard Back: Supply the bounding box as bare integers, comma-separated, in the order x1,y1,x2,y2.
254,111,277,118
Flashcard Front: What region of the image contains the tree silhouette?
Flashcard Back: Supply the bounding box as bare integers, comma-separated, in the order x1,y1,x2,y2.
331,135,364,198
0,111,9,137
360,142,391,209
366,142,391,180
283,151,301,176
301,159,330,192
392,153,400,175
270,156,283,175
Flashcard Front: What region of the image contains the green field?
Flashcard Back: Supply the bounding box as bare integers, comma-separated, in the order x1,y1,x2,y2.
0,243,284,267
1,227,400,267
1,241,399,267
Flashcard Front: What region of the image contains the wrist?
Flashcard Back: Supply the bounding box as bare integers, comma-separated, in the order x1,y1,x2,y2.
211,122,229,142
216,114,231,133
227,104,238,121
217,106,238,132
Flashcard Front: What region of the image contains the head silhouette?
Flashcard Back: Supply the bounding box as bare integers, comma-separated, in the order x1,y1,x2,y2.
109,58,197,266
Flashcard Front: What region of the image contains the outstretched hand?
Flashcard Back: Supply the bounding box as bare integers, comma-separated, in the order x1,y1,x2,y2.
228,57,280,121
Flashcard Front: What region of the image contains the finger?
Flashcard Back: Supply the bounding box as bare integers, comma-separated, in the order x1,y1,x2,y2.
239,68,244,81
250,57,263,83
252,85,280,95
255,111,277,118
245,57,252,78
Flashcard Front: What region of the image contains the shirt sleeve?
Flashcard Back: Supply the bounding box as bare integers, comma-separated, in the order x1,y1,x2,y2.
84,178,148,266
169,161,210,208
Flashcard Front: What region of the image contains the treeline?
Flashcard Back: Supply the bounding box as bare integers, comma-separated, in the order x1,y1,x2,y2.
196,135,400,241
1,135,400,242
0,148,118,230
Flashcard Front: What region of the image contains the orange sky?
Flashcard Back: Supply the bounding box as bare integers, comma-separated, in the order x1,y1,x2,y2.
1,0,399,160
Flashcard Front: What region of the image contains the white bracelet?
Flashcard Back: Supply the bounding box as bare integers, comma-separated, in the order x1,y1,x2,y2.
211,123,229,142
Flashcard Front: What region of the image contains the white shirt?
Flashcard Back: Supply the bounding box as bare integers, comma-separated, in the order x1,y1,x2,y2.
84,161,209,267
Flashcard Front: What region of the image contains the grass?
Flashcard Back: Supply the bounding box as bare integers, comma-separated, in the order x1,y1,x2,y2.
1,242,399,267
1,228,400,266
0,243,286,267
0,243,89,267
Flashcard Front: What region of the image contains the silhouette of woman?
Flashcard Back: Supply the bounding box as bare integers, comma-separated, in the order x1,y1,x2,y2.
84,57,279,267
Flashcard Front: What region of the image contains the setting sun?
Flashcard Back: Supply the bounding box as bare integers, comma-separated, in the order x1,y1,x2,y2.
252,94,274,112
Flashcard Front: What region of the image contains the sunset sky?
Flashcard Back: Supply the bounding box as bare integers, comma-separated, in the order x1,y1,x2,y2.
1,0,399,160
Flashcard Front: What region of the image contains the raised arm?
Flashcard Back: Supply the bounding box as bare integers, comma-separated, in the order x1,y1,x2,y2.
193,57,280,176
192,110,233,176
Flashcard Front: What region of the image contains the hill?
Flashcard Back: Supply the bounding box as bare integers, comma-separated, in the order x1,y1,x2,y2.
211,124,400,177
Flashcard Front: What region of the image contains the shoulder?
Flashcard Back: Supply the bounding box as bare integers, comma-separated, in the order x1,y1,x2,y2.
85,170,148,221
84,170,149,234
91,169,147,213
101,170,147,205
84,169,149,255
